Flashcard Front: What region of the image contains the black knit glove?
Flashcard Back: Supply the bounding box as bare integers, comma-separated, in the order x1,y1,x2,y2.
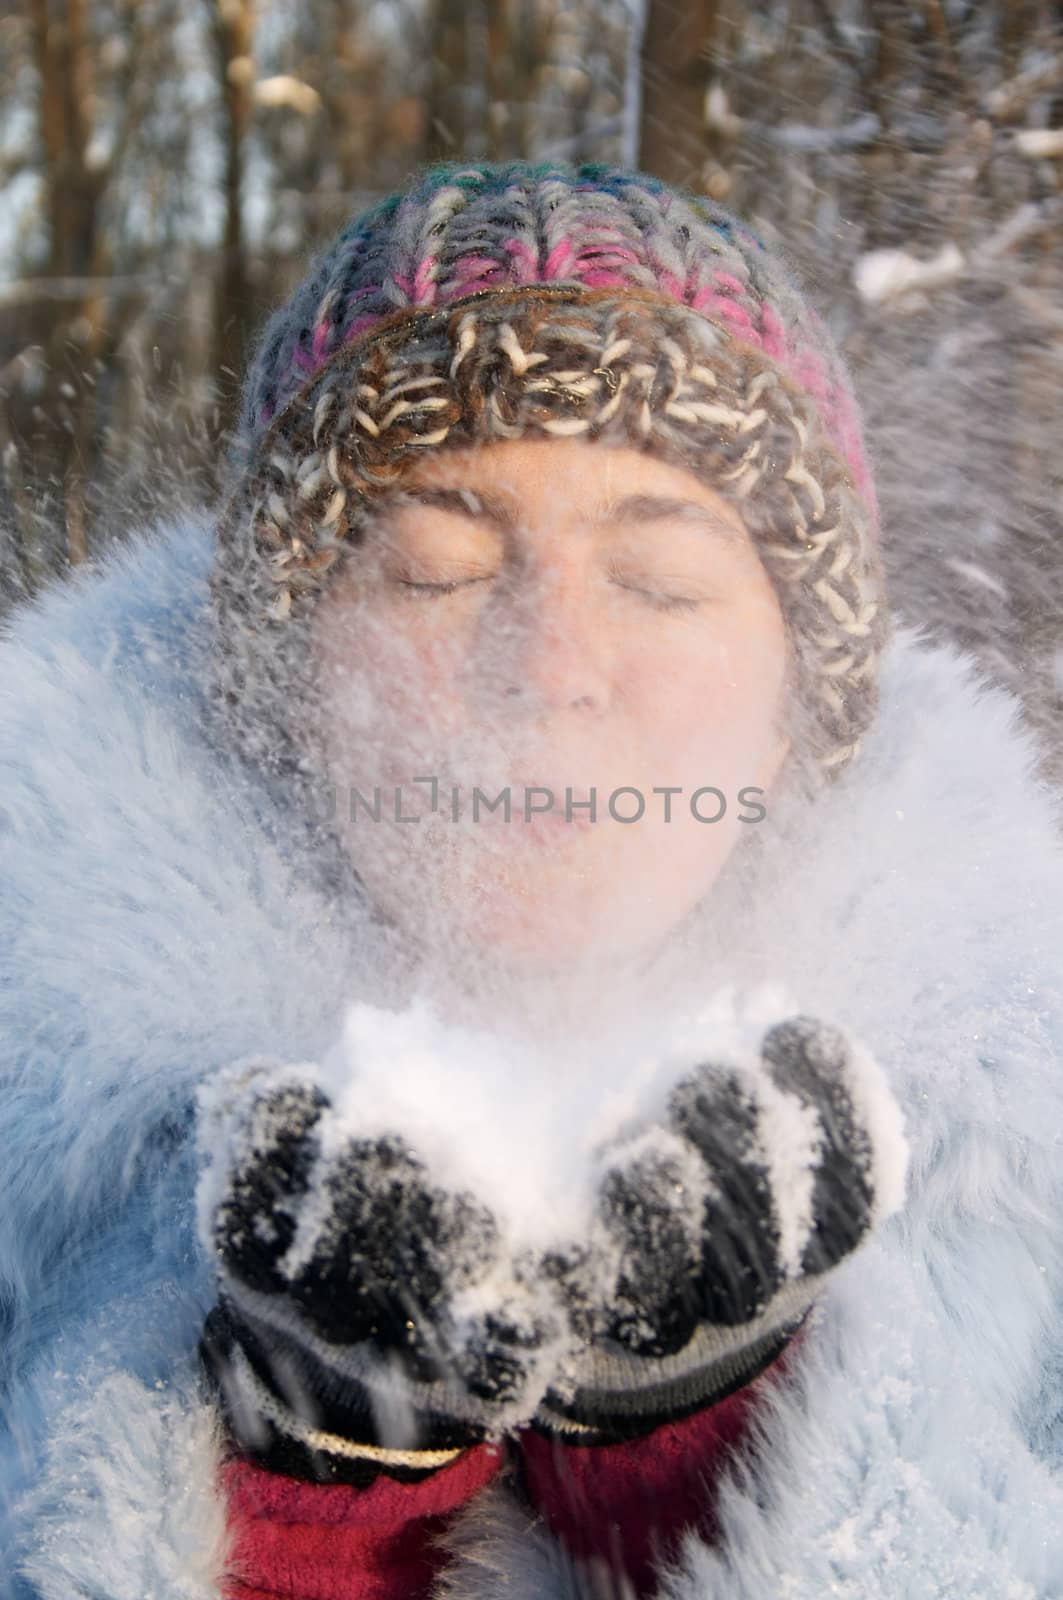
194,1059,563,1485
532,1015,908,1444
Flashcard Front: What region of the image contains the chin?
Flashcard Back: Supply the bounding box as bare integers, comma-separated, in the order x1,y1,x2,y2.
355,839,723,981
441,883,675,980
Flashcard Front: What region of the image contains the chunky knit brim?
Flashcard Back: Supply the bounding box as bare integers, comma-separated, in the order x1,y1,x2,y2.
208,284,889,785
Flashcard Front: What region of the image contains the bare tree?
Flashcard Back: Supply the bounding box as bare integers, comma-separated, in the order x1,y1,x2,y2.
5,0,171,578
425,0,469,159
26,0,106,561
208,0,256,435
638,0,719,187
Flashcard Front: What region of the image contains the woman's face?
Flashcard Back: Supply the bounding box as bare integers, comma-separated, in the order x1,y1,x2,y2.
309,437,792,976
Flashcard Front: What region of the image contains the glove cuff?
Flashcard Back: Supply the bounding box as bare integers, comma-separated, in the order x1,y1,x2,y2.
199,1300,485,1486
532,1298,812,1446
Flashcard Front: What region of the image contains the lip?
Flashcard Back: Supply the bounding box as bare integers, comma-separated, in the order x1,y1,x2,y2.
472,780,598,838
512,781,597,829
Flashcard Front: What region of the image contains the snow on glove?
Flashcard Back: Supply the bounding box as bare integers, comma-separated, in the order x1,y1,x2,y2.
533,1014,909,1444
194,1059,565,1485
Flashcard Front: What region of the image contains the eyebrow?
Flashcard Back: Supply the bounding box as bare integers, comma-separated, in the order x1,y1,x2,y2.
395,487,518,532
395,486,744,543
600,493,745,543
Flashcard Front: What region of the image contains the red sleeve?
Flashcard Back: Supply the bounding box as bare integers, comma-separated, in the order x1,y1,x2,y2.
514,1323,808,1599
216,1441,505,1600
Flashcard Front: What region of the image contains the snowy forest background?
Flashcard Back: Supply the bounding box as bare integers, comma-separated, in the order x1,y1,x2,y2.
2,0,1062,790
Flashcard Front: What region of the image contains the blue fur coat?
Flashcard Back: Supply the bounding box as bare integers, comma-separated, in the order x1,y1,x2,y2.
2,512,1063,1599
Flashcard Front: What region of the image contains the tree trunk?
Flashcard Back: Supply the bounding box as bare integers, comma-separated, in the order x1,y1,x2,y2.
637,0,718,188
27,0,105,565
210,0,256,435
424,0,468,160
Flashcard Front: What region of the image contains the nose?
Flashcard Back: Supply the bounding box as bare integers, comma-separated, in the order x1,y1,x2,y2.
475,567,611,717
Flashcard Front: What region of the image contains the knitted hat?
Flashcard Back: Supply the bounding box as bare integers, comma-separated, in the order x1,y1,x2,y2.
208,161,889,786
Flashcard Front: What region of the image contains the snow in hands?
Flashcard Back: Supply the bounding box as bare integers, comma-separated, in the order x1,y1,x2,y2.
193,997,909,1464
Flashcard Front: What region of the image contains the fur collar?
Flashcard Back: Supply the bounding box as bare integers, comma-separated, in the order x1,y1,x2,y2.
3,512,1063,1598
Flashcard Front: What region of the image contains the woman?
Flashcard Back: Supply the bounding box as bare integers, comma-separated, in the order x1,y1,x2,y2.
2,161,1063,1600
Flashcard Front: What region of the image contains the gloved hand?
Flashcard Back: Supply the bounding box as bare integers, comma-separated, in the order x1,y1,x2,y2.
194,1058,564,1485
531,1014,909,1444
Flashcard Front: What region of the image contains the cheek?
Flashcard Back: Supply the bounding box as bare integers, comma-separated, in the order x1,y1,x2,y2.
626,618,788,777
316,605,471,754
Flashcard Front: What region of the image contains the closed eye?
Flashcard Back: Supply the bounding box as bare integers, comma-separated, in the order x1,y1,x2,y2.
395,576,493,596
610,580,703,614
392,574,704,609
